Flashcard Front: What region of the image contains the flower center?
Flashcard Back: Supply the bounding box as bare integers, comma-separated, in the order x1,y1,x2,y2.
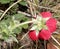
30,15,49,31
35,15,48,30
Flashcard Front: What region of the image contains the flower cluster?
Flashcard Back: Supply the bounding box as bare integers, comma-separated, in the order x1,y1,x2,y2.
28,12,57,41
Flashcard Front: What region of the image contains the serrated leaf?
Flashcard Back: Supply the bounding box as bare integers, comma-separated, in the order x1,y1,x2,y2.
1,33,9,40
0,13,29,42
0,22,10,35
12,27,22,34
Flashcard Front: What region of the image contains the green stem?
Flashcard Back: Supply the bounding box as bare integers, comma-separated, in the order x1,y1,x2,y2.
11,20,36,30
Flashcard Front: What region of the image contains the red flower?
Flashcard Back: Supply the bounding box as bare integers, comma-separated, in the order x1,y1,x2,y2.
28,12,57,41
41,11,52,18
39,29,51,40
40,12,57,33
46,18,57,33
28,30,38,41
38,12,57,40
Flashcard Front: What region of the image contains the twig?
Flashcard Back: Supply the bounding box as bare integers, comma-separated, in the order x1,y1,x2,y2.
17,11,31,16
51,36,60,46
19,43,30,49
18,11,36,18
44,40,47,49
0,0,22,20
48,40,59,49
20,31,29,41
53,45,59,49
28,1,60,13
27,0,34,17
36,40,38,49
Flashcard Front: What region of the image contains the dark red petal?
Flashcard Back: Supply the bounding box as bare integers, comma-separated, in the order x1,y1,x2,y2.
47,25,56,33
28,30,38,41
46,18,57,33
46,18,57,25
39,29,51,40
40,12,52,18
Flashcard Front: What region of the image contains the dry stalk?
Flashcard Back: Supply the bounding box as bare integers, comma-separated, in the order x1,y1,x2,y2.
0,0,22,20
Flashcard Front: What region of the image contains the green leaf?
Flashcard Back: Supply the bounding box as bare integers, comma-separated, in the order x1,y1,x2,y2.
4,36,18,43
0,13,29,42
0,0,10,4
22,24,28,29
0,22,10,35
12,27,22,34
12,13,25,20
0,0,14,4
1,33,9,40
12,13,29,21
19,0,27,6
